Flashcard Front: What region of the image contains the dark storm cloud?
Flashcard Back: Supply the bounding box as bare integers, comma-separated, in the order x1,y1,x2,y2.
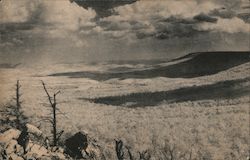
209,8,250,23
162,16,196,24
154,14,217,39
238,13,250,23
210,8,236,19
194,13,218,23
209,0,250,23
72,0,137,17
155,24,201,39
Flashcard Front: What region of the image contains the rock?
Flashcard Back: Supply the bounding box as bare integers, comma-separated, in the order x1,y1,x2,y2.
26,142,49,158
5,139,24,155
15,144,24,156
81,149,88,159
0,143,8,159
5,140,17,154
0,143,4,155
24,155,36,160
51,146,60,152
17,127,29,154
0,129,21,143
9,153,24,160
26,124,43,137
55,147,66,159
85,142,104,159
51,152,66,160
39,156,51,160
65,132,88,159
57,147,64,154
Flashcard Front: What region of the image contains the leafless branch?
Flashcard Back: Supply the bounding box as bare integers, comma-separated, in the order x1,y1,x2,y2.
41,81,64,146
41,80,53,106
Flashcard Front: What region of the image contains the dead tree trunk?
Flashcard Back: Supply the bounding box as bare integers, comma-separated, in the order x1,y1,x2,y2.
14,80,27,129
0,80,27,130
52,96,57,147
41,81,63,146
16,80,21,128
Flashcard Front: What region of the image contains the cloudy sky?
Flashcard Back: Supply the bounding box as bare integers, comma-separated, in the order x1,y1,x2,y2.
0,0,249,64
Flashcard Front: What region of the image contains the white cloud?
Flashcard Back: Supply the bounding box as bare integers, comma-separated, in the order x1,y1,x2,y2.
98,0,249,39
98,0,221,39
0,0,97,51
0,0,96,31
0,0,38,23
103,1,219,23
196,17,250,33
40,0,96,31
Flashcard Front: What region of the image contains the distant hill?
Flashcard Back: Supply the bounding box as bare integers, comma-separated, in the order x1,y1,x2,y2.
49,51,250,80
159,51,250,78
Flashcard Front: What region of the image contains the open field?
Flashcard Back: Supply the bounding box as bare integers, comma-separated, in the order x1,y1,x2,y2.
0,52,250,159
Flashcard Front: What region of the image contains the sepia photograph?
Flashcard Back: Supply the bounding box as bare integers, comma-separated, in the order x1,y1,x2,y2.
0,0,250,159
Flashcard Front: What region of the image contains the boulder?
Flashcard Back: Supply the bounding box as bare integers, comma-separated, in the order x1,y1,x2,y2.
23,155,36,160
26,124,43,137
9,153,24,160
39,156,52,160
17,127,29,154
26,142,49,158
51,152,66,160
50,146,66,159
5,139,24,155
85,142,104,159
65,132,88,159
0,129,21,143
0,143,4,154
0,143,8,159
5,140,17,154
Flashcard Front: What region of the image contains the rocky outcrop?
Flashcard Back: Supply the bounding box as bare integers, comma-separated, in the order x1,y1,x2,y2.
0,129,21,143
85,140,105,160
0,126,67,160
26,124,43,138
65,131,88,159
0,125,105,160
0,129,24,160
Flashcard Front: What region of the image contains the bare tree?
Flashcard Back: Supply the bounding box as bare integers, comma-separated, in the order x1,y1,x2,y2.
0,80,27,130
15,80,23,129
41,81,64,146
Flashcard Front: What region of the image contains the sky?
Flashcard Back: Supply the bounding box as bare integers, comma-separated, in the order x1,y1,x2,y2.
0,0,249,64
